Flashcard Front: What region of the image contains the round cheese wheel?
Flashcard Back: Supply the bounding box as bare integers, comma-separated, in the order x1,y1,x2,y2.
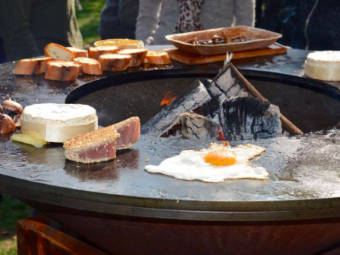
305,51,340,81
21,103,98,143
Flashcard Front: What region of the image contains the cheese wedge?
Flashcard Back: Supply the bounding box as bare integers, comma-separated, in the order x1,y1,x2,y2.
44,60,80,81
99,54,132,71
44,43,74,61
21,103,98,143
74,57,102,75
305,51,340,81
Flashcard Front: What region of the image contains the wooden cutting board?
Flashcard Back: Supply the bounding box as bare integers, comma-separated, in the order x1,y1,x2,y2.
167,43,288,65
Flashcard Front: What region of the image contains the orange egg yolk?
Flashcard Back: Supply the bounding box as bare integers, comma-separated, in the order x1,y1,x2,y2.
204,149,237,166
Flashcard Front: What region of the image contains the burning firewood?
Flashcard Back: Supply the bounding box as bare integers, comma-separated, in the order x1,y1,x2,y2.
143,59,302,141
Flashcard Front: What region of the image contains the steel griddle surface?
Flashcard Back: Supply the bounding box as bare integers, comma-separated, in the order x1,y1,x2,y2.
1,50,340,221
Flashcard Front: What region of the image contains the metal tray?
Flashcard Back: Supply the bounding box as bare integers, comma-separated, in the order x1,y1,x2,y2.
166,26,282,56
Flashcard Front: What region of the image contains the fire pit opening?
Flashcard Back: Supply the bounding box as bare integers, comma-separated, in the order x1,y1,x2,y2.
66,69,340,135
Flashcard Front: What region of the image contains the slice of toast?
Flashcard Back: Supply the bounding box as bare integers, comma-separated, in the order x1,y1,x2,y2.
13,57,52,75
44,43,74,61
118,48,148,67
67,47,88,58
44,60,80,81
99,54,132,72
64,125,120,163
145,50,171,65
88,46,119,59
74,57,102,75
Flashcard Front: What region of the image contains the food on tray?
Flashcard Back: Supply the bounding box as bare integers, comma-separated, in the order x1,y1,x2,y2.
74,57,102,75
165,26,282,55
44,60,80,81
305,51,340,81
93,38,144,49
118,48,148,67
0,113,16,135
113,116,140,149
63,125,120,163
145,50,171,65
99,54,132,71
145,142,268,182
13,57,51,75
11,133,47,148
188,35,252,45
88,46,119,59
67,47,88,58
44,43,74,61
21,103,98,143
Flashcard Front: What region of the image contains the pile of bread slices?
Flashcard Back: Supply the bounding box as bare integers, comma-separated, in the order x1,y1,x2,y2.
13,42,171,81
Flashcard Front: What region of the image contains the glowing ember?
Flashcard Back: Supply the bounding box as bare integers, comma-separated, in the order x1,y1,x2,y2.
160,91,176,106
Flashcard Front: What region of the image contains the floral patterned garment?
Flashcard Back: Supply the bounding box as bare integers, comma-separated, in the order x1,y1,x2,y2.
174,0,205,33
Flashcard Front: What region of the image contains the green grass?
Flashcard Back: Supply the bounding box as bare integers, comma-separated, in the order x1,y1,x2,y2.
76,0,106,46
0,2,105,254
0,195,32,254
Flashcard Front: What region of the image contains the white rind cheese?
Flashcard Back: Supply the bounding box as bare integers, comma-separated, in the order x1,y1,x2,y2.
305,51,340,81
21,103,98,143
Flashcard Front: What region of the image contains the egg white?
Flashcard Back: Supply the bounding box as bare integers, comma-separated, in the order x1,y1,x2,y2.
145,145,268,183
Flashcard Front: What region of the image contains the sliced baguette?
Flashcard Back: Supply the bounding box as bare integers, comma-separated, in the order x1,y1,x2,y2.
44,60,80,81
118,48,148,67
67,47,88,58
145,50,171,65
44,43,74,61
88,46,119,59
74,57,102,75
99,54,132,72
13,57,52,75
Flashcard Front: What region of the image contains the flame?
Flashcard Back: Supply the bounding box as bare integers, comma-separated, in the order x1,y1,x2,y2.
160,91,176,106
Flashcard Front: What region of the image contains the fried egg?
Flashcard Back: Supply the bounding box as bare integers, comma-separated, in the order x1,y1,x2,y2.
144,143,268,183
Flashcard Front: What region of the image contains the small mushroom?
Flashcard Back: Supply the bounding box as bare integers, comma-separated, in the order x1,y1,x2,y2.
2,99,23,114
0,113,16,135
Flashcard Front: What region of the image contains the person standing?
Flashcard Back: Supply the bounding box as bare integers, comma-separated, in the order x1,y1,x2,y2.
136,0,255,45
0,0,83,61
99,0,139,39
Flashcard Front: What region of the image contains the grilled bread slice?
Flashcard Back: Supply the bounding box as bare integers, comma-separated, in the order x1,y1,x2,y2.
64,125,120,163
88,46,119,59
74,57,102,75
13,57,52,75
118,48,148,67
44,60,80,81
99,54,132,71
145,50,171,65
67,47,88,58
44,43,74,61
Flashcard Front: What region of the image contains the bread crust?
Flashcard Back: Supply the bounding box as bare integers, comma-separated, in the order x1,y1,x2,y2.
145,50,171,65
13,57,52,75
99,54,132,71
44,43,74,61
74,57,102,75
118,49,148,67
88,46,119,59
67,47,88,58
44,60,80,81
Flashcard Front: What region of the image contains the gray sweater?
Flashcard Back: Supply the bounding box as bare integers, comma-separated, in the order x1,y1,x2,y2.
136,0,255,45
